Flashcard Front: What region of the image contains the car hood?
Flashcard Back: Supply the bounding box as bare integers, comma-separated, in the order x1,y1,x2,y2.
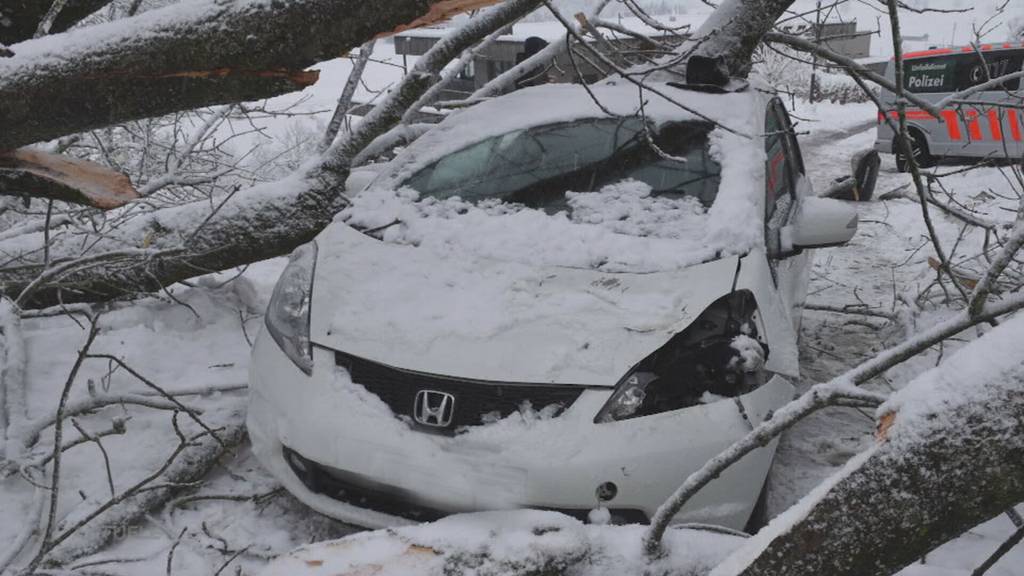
309,224,799,387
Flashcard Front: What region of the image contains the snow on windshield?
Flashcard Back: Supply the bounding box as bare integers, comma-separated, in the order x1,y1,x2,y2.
342,83,766,273
341,179,721,273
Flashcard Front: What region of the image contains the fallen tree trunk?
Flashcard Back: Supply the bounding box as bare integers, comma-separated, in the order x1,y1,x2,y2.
712,314,1024,576
0,0,499,150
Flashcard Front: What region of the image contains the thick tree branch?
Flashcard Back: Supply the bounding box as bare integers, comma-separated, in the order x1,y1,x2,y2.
680,0,795,77
0,0,501,149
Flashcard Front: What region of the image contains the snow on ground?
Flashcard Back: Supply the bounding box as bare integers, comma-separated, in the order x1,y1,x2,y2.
262,510,744,576
3,43,1024,576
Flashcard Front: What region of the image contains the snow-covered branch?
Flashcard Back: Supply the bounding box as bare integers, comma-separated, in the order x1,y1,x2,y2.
0,0,501,149
320,41,377,152
322,0,546,170
468,0,613,101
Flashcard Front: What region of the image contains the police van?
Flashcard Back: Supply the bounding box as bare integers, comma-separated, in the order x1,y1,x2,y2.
875,43,1024,171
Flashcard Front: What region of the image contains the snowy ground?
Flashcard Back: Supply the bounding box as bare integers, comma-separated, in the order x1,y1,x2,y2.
3,52,1024,576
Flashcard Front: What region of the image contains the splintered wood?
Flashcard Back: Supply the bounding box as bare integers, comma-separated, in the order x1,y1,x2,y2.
0,149,138,210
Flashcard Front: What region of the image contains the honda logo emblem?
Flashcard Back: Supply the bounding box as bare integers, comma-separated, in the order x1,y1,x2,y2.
413,390,455,427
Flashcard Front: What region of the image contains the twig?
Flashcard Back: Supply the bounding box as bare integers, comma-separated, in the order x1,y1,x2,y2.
85,354,224,447
70,418,119,498
971,524,1024,576
166,527,188,576
26,317,101,574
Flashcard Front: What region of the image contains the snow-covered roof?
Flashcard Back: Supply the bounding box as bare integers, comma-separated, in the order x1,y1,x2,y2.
374,81,759,189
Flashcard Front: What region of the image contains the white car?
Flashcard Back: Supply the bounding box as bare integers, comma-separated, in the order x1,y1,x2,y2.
247,76,859,531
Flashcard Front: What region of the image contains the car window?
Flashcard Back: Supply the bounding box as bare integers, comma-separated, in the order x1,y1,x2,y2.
403,117,722,210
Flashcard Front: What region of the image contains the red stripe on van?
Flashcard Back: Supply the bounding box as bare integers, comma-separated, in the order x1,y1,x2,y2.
988,109,1003,141
887,110,938,121
904,48,953,59
1009,110,1022,142
941,110,963,140
966,111,983,140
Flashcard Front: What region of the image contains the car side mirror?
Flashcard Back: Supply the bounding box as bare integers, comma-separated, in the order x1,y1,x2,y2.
820,149,880,202
778,197,858,255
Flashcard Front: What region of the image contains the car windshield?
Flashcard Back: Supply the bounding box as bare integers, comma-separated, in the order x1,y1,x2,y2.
402,117,722,210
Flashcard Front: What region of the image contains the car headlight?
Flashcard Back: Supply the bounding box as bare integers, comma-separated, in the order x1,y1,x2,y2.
265,242,318,375
595,290,770,423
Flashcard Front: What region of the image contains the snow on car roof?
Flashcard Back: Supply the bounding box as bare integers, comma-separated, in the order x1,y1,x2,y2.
376,81,759,188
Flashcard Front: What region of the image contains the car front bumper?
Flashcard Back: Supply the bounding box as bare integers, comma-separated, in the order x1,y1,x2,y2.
247,329,794,530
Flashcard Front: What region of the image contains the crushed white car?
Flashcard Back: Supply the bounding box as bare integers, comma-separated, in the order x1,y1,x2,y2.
247,75,860,531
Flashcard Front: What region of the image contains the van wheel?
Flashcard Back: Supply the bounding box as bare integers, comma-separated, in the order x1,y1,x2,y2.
895,131,934,172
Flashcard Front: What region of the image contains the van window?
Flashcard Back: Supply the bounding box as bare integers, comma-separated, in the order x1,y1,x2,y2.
904,51,1024,93
954,50,1024,91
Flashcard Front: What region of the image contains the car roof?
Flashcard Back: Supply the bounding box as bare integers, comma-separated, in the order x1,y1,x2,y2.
373,81,763,190
901,42,1024,60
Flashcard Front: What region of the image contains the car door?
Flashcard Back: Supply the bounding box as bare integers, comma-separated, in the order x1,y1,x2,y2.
764,98,812,332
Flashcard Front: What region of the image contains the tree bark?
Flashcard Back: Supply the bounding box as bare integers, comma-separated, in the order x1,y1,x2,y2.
713,316,1024,576
0,0,500,150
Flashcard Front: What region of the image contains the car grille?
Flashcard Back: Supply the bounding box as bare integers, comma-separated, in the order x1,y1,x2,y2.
334,351,586,433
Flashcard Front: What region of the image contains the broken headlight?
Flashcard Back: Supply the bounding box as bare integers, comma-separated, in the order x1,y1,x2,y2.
595,290,769,423
265,242,317,375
